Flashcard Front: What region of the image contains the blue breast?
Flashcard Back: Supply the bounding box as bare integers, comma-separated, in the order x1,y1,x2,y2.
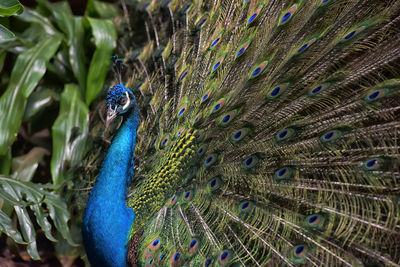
82,107,139,267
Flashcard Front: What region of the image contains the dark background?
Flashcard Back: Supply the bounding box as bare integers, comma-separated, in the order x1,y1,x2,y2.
1,2,116,265
20,0,117,15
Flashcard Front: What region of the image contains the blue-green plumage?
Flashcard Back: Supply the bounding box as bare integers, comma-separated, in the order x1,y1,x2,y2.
80,1,400,266
82,84,139,267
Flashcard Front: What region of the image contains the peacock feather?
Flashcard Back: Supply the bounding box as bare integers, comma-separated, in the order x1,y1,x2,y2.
82,0,400,266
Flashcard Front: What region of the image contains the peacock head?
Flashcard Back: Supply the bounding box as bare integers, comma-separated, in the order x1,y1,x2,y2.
106,84,136,128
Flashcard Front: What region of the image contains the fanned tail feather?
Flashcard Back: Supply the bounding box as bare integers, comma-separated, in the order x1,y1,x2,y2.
83,0,400,265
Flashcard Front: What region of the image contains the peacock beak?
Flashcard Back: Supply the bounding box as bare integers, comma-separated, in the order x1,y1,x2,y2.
105,104,118,129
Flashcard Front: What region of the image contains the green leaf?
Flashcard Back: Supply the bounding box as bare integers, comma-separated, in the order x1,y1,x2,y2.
0,49,6,72
0,209,25,244
0,35,62,155
11,147,49,182
54,222,85,260
0,23,15,41
14,206,40,260
51,84,89,185
45,192,77,246
0,149,12,175
23,88,59,122
31,204,57,242
17,24,45,49
0,0,24,16
38,0,73,36
48,48,73,81
69,17,87,92
2,178,40,259
0,175,77,259
86,0,118,19
39,1,87,92
85,17,116,105
18,9,58,36
1,178,42,203
0,187,26,206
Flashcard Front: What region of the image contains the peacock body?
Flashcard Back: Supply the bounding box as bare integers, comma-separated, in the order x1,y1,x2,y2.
82,0,400,266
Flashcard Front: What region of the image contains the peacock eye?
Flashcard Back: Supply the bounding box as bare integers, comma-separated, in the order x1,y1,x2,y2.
119,91,132,111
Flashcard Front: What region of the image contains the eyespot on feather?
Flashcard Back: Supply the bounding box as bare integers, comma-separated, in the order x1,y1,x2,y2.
196,14,209,29
230,128,250,143
275,128,296,142
193,113,203,126
169,251,182,266
242,154,259,170
211,55,225,74
341,25,367,42
187,238,200,255
274,166,295,182
207,177,223,193
200,88,213,104
204,153,218,168
177,104,188,118
195,130,206,143
146,258,156,267
218,110,238,127
209,30,224,49
160,136,170,149
176,128,186,138
167,194,179,207
249,61,269,79
247,5,263,26
305,214,326,230
179,68,189,82
238,201,255,215
364,88,390,103
211,99,225,114
289,244,309,264
307,82,332,97
182,190,194,202
202,257,214,267
218,250,233,266
235,38,252,59
295,38,316,55
266,83,290,100
147,238,161,252
320,129,343,143
320,0,332,6
181,2,192,13
278,4,298,26
362,157,384,171
197,145,207,157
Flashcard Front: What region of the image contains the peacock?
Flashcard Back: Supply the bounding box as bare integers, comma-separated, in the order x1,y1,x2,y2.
80,0,400,266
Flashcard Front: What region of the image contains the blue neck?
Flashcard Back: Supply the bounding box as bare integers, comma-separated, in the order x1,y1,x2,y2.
82,107,139,267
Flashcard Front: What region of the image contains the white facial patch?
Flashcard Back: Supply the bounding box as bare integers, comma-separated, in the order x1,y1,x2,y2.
123,91,131,110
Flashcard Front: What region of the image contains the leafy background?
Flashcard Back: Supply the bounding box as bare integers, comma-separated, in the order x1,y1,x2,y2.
0,0,119,265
